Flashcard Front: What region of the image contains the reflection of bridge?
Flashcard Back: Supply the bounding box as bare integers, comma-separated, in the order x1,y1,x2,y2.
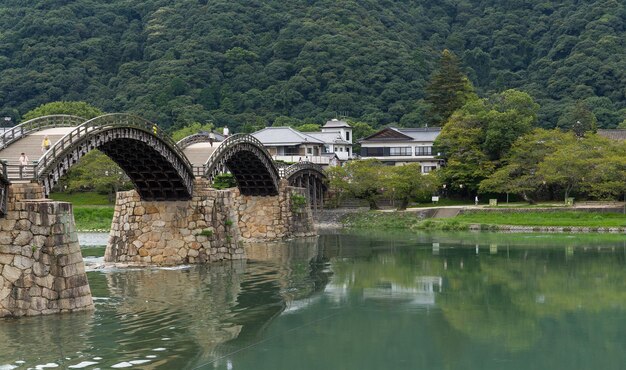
0,114,326,208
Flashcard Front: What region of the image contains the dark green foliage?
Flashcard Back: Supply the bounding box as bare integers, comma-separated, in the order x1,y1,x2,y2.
557,100,598,137
22,101,104,120
1,1,626,129
212,173,236,190
425,50,476,126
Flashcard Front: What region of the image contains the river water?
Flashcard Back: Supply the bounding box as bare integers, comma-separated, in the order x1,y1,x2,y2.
1,231,625,369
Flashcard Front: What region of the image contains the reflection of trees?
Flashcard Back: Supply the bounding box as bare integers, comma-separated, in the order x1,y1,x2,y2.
437,247,626,351
318,231,626,352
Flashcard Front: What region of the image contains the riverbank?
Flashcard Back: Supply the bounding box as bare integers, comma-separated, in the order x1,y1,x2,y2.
337,204,626,233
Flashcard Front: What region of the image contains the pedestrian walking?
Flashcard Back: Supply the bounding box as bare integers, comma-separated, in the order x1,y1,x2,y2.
41,135,51,153
18,152,29,179
208,129,216,147
475,195,479,206
223,126,229,138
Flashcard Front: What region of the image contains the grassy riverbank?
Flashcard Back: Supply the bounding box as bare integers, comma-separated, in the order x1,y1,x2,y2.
50,192,114,231
342,210,626,231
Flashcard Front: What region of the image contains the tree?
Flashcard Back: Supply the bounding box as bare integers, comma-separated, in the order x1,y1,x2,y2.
434,100,494,194
580,136,626,200
425,49,477,126
537,134,605,201
295,123,321,132
327,159,386,210
557,100,597,137
479,129,575,203
482,90,539,160
22,101,103,121
170,122,214,141
386,164,439,210
62,151,133,200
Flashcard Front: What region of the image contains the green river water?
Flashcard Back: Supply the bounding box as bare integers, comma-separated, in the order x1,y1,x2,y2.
1,231,625,369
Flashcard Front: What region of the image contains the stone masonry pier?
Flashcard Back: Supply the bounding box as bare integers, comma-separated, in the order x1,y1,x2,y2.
0,184,93,317
105,179,315,265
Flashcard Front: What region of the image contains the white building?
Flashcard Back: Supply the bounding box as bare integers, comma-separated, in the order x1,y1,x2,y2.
251,119,354,166
306,119,353,161
358,127,442,173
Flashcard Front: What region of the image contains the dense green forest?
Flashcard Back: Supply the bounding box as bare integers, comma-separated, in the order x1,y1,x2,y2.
1,0,625,131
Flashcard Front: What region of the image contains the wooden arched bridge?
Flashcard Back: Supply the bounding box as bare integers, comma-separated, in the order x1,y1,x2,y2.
0,114,327,213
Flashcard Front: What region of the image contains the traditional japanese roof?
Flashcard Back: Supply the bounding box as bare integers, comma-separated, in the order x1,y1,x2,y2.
597,129,626,141
252,126,325,146
322,119,351,129
360,127,441,142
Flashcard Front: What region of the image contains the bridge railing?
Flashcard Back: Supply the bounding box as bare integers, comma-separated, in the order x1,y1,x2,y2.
177,132,224,149
204,134,276,174
35,113,194,178
282,161,327,180
0,160,10,215
192,165,205,177
0,115,86,151
4,161,37,181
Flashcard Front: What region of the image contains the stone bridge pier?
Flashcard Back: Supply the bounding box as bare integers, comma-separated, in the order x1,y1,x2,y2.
0,183,93,317
105,179,315,265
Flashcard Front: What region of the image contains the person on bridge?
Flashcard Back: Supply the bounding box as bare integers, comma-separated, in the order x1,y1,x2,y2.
223,126,229,138
19,152,29,179
209,129,216,147
41,135,51,153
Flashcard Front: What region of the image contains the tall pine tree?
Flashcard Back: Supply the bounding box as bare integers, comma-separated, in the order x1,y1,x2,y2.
425,50,476,126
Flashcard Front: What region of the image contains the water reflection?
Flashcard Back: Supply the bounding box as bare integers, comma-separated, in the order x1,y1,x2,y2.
0,231,625,369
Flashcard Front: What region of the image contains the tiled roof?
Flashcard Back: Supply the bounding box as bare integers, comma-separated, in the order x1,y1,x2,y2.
323,119,351,128
252,127,325,145
306,132,351,145
360,127,441,142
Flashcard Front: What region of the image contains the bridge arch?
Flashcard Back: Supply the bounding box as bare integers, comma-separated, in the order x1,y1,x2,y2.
36,114,194,200
280,162,327,209
204,134,280,196
177,132,222,149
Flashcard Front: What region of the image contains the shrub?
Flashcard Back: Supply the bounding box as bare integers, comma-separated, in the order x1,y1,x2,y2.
213,173,236,189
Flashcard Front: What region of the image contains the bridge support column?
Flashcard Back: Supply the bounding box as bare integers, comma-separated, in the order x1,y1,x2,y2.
106,179,243,265
236,180,315,241
0,184,93,317
106,179,316,265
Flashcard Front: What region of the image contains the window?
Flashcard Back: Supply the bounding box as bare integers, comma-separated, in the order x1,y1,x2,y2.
285,146,299,155
389,147,412,156
307,147,312,154
339,147,343,152
346,131,350,142
361,147,384,157
422,166,437,173
415,146,432,156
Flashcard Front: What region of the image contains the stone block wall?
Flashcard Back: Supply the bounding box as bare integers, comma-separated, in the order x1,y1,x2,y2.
106,179,244,265
106,179,316,265
0,184,93,317
236,183,316,241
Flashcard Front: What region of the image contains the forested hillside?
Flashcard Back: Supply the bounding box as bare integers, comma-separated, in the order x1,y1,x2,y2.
1,0,625,131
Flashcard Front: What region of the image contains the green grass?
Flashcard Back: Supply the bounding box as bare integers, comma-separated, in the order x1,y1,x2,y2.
456,211,626,227
342,210,626,231
72,206,114,231
49,192,114,230
342,211,469,231
49,192,114,206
